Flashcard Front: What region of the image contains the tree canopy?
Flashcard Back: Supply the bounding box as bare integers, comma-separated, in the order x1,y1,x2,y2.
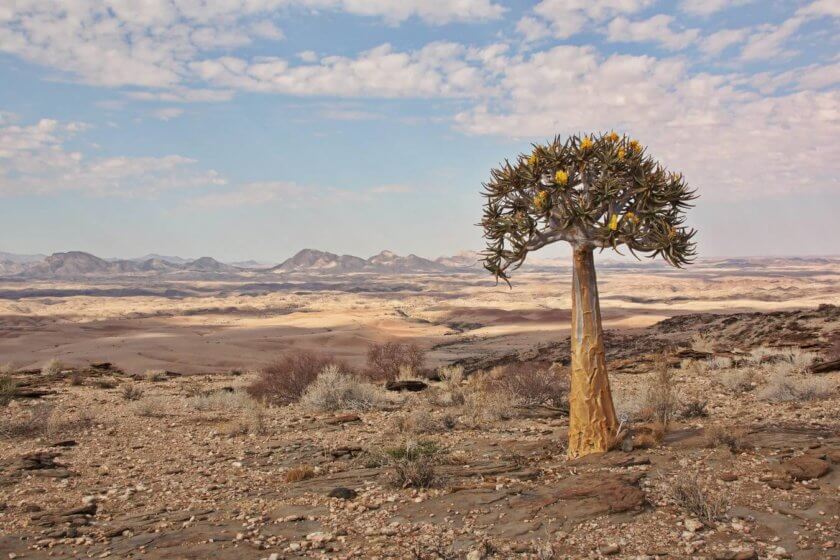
481,132,698,283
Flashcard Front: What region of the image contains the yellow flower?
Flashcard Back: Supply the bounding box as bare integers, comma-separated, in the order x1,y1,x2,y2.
609,214,619,231
554,170,568,185
668,225,678,239
580,136,593,150
528,153,539,166
617,148,626,160
624,211,638,224
533,191,549,209
629,139,641,152
607,131,619,142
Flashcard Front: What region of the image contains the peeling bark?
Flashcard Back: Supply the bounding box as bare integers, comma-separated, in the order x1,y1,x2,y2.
567,245,618,458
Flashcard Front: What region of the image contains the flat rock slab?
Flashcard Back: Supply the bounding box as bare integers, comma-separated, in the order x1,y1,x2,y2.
781,456,831,480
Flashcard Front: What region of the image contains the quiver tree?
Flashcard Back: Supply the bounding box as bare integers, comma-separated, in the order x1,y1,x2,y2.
481,132,697,458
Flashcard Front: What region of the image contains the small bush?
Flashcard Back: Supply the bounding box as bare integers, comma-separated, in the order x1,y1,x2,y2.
757,372,835,402
0,363,16,375
1,404,94,439
718,369,755,393
69,372,85,386
461,372,515,426
392,408,456,434
680,398,708,418
704,425,746,452
431,365,467,406
143,369,167,382
1,376,16,407
386,440,439,489
93,378,118,389
247,351,343,405
188,389,256,411
643,356,680,426
225,406,266,436
299,365,390,412
121,384,144,401
41,358,63,376
487,363,569,410
285,465,314,483
665,475,728,523
366,342,425,382
131,397,168,417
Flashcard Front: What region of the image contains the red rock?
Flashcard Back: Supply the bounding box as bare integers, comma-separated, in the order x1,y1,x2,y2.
782,456,830,480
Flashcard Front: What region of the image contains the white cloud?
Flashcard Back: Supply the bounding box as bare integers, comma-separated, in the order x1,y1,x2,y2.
151,107,185,121
606,15,699,50
680,0,755,16
740,17,806,61
799,0,840,17
190,42,500,98
0,113,223,197
191,181,412,207
0,0,503,95
453,47,840,199
520,0,655,40
700,28,750,56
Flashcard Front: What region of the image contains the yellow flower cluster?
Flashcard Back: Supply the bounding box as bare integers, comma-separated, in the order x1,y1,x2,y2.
608,214,619,231
554,170,568,185
624,211,638,224
617,148,626,160
580,136,593,150
528,153,538,166
533,191,549,209
607,131,619,142
629,139,641,152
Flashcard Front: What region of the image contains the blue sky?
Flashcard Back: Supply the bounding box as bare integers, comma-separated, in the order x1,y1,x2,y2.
0,0,837,262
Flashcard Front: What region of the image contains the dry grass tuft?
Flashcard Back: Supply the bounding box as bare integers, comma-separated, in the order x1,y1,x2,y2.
285,465,315,483
717,369,756,393
391,408,456,434
385,440,439,489
0,362,16,375
757,371,835,402
485,363,569,410
131,397,169,417
247,351,343,405
188,389,256,411
665,474,728,523
299,365,390,412
69,372,85,386
224,406,267,436
120,384,145,401
680,398,708,418
704,424,747,452
643,356,680,426
1,404,95,439
41,358,63,376
0,376,16,407
366,342,425,382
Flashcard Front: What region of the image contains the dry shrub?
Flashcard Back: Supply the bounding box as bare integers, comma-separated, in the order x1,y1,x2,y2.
120,384,144,401
1,362,17,375
757,371,835,402
299,365,390,412
224,406,266,436
718,369,756,393
41,358,63,376
643,356,680,426
366,342,425,382
665,474,728,523
247,351,343,405
705,356,732,371
704,425,746,452
285,465,314,483
69,372,85,386
131,397,169,417
487,363,569,410
1,376,16,407
385,440,439,489
680,397,708,418
428,365,467,407
94,378,118,389
461,370,515,426
188,389,256,411
143,369,167,382
392,408,456,434
1,404,95,439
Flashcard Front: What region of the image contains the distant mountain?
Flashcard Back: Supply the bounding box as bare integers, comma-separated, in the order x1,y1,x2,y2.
129,253,191,265
183,256,238,273
368,250,448,272
272,249,368,273
229,260,275,269
436,251,481,269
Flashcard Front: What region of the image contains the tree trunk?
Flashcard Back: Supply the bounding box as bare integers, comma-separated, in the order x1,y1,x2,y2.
567,245,618,458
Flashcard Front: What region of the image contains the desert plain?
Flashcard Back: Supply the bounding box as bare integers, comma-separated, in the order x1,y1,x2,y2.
1,256,839,559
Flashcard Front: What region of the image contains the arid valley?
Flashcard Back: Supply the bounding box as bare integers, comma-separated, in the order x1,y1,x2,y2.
1,252,838,559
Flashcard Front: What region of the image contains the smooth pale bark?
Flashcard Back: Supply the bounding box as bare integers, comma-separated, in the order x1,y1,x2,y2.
567,245,619,458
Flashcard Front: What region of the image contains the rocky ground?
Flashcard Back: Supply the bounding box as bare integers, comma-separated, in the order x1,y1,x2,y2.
1,306,839,560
